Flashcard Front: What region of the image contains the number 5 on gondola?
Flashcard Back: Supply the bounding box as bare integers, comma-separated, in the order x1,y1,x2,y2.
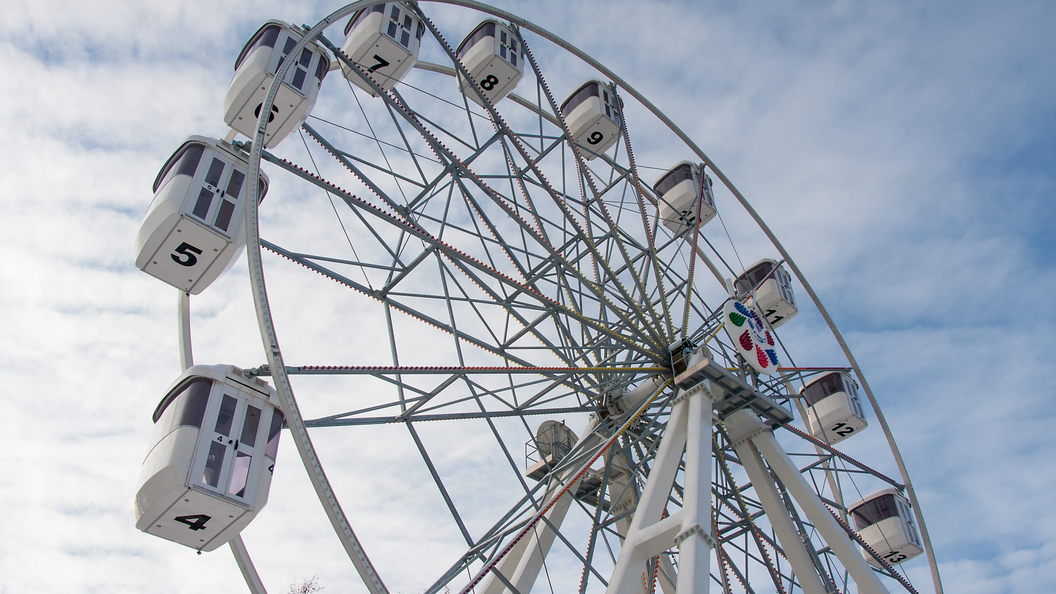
134,136,269,295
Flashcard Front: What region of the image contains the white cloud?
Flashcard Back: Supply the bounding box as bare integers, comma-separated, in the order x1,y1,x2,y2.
0,0,1052,593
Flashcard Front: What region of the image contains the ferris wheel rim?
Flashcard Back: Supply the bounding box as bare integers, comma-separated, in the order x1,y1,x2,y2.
228,2,942,593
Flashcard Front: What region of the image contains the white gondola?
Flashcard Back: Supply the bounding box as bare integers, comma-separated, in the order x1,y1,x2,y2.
734,258,799,328
560,79,621,160
455,19,523,107
653,161,717,237
134,136,269,294
849,488,924,567
340,3,425,97
801,371,867,444
134,365,284,552
222,20,330,148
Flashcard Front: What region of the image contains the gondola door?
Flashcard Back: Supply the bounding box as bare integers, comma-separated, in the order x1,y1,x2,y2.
223,401,265,503
147,387,257,547
194,388,264,504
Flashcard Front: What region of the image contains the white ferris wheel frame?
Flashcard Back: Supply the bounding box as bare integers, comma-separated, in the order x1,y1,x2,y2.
163,1,946,593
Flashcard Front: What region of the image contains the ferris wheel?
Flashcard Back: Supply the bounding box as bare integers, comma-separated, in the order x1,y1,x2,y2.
131,2,945,593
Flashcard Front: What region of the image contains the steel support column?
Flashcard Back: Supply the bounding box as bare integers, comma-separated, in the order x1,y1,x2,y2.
607,384,713,594
725,410,827,594
725,410,889,594
479,419,598,594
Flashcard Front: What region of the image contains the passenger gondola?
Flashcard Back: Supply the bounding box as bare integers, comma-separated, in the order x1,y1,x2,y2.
134,136,268,294
455,19,523,107
222,20,330,148
801,371,867,444
734,258,799,328
134,365,284,552
653,161,717,237
560,79,621,159
849,488,924,567
525,420,577,480
340,3,425,96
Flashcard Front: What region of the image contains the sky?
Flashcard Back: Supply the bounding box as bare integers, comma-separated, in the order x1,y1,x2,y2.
0,0,1054,593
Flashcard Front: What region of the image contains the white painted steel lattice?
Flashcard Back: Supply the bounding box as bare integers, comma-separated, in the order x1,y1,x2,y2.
144,2,945,593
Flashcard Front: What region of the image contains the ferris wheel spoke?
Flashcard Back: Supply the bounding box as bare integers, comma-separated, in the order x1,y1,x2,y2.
721,539,786,593
511,133,567,179
469,394,538,503
583,194,671,345
377,95,435,184
312,111,665,354
425,432,615,594
572,192,663,346
306,403,595,427
435,255,530,353
280,365,661,428
318,37,524,218
262,239,542,366
411,27,663,349
777,424,903,488
321,31,547,248
383,246,442,295
445,176,536,282
376,375,557,424
514,38,666,348
576,455,616,594
403,100,484,154
405,420,476,545
620,243,692,333
435,250,655,361
262,154,660,359
614,99,674,341
317,141,431,188
472,192,662,353
486,162,547,260
494,137,556,247
300,121,448,228
307,113,443,165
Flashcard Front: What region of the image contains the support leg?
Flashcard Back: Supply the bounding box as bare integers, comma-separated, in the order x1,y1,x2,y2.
724,411,827,594
674,392,712,594
479,421,597,594
607,387,714,594
751,429,888,594
230,535,269,594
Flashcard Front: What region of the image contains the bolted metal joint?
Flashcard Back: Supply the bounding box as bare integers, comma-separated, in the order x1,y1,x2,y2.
674,524,716,550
